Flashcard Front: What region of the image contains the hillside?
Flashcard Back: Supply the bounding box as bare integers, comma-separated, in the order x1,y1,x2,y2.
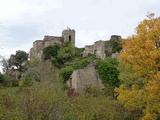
0,14,160,119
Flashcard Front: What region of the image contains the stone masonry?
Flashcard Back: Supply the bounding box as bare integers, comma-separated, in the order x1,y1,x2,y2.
68,62,105,92
30,28,75,60
82,35,121,59
83,40,106,60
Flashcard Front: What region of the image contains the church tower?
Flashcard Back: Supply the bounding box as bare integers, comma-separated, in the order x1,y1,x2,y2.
62,27,75,46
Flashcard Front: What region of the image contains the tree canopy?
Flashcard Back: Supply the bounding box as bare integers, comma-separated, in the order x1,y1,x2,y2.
115,13,160,119
97,58,120,88
8,50,29,70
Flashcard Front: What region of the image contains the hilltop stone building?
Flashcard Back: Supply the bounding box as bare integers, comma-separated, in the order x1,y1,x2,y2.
30,28,75,60
29,28,122,92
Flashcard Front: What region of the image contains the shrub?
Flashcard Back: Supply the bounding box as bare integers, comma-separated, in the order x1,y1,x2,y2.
59,56,95,83
70,59,90,69
97,58,120,87
11,79,20,87
43,44,60,60
59,66,74,83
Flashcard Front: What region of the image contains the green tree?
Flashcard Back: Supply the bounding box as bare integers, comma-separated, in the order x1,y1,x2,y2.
8,50,29,71
0,73,4,84
105,36,122,56
43,44,60,60
50,42,76,67
0,56,9,72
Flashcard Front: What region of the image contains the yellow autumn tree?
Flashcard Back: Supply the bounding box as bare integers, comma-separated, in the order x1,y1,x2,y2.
115,13,160,119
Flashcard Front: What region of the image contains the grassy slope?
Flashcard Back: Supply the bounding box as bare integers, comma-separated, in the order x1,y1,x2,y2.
0,87,19,95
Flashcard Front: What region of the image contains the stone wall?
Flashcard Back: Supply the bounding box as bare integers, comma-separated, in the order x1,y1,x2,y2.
44,37,62,48
82,45,94,56
68,62,105,92
83,40,106,59
33,40,44,51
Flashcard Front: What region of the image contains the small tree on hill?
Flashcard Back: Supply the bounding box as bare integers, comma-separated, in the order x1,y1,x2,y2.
8,50,29,71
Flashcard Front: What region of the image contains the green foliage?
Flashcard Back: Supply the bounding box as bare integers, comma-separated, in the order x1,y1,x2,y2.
0,79,139,120
59,66,74,83
8,50,29,71
22,77,33,87
19,81,66,120
23,60,57,85
43,42,84,68
60,56,95,83
105,37,122,56
97,58,120,87
110,38,122,53
0,74,20,87
69,58,91,69
0,73,5,84
0,87,19,95
64,89,136,120
11,79,20,87
43,44,60,60
54,42,76,67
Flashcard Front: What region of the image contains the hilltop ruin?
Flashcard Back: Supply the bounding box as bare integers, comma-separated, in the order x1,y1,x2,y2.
30,28,75,60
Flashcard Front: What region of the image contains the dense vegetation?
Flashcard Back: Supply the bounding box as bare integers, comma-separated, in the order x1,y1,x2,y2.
60,56,96,83
0,13,160,119
115,13,160,119
105,36,122,56
97,57,120,88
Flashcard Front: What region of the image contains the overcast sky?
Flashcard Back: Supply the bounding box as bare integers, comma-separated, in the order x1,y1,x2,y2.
0,0,160,58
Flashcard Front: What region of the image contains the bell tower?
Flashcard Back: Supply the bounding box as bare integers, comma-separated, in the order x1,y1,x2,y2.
62,27,75,46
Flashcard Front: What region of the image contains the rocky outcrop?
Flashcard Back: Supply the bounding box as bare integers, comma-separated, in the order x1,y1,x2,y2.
68,62,104,92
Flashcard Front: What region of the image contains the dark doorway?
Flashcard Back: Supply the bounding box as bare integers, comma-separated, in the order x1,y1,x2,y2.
69,35,71,41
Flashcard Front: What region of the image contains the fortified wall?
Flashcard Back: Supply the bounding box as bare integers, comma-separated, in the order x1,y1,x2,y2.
30,28,75,60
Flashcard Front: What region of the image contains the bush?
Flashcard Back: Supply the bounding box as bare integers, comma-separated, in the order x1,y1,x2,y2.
0,73,5,85
97,58,120,87
105,38,122,56
43,44,60,60
11,79,20,87
70,59,90,69
59,56,95,83
59,66,74,83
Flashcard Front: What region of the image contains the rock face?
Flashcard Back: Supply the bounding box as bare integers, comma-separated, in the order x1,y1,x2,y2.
68,62,104,92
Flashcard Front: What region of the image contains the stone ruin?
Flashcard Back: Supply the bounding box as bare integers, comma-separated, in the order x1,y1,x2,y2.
29,28,121,92
82,35,121,59
30,27,75,60
67,62,105,92
82,40,106,59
